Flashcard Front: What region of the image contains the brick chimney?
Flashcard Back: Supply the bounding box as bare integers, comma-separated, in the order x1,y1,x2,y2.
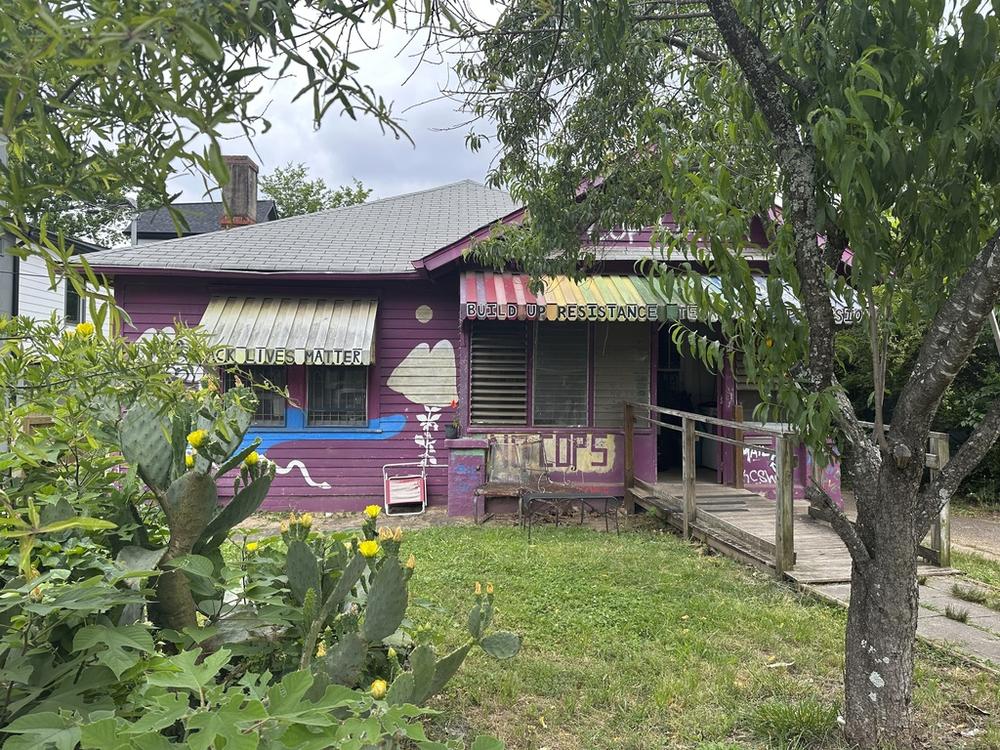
220,155,258,229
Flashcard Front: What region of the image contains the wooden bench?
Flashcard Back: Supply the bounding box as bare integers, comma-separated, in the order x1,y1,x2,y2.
474,438,622,533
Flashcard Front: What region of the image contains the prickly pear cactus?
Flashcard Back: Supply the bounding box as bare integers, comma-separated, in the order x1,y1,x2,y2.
120,401,172,493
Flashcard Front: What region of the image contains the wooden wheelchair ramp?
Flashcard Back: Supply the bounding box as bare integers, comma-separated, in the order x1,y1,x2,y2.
624,403,954,585
632,480,950,584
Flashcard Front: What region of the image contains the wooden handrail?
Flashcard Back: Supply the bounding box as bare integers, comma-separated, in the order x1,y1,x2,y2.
625,401,794,437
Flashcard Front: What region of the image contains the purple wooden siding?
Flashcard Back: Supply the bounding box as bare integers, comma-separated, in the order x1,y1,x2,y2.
117,276,461,512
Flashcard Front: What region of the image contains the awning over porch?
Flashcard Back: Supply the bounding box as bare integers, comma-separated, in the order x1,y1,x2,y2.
200,296,378,366
461,271,862,326
461,272,673,323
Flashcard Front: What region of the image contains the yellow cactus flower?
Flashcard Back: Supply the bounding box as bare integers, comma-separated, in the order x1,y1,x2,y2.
243,451,260,467
370,679,388,699
358,540,380,558
186,429,208,448
315,641,327,658
364,504,381,519
378,527,394,542
74,321,95,337
300,513,313,528
486,582,494,595
405,554,416,570
245,541,259,553
184,453,195,469
392,527,403,543
279,520,289,534
387,647,397,660
474,581,482,595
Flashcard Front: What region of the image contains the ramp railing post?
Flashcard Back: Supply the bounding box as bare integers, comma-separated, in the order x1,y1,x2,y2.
733,403,745,489
624,402,635,514
682,416,697,538
929,434,951,568
774,436,795,578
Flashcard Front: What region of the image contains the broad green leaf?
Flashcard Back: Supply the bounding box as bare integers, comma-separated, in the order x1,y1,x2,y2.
72,624,154,678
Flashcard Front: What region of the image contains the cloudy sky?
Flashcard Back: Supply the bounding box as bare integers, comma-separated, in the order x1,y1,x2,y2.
172,14,501,203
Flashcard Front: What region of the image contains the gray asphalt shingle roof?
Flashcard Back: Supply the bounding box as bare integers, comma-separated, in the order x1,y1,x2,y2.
86,180,517,275
135,200,279,236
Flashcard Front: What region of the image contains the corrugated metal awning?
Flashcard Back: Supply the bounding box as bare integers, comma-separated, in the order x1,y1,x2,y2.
200,297,378,366
461,272,672,322
461,271,862,326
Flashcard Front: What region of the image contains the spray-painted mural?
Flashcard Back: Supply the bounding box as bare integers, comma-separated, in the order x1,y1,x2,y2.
486,432,618,476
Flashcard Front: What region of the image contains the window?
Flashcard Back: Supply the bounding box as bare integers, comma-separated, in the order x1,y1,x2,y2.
469,321,654,429
470,322,528,425
594,323,651,427
308,366,367,426
64,284,84,324
532,322,588,426
223,365,287,426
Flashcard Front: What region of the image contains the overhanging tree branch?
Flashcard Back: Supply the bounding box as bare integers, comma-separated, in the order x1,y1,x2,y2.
890,228,1000,450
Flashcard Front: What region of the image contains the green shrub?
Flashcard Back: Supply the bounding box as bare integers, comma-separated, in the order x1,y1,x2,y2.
0,316,518,748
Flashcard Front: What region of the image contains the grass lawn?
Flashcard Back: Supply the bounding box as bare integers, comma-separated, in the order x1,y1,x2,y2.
955,550,1000,589
403,525,1000,750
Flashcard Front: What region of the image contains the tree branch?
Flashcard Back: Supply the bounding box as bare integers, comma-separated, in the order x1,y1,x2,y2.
890,228,1000,450
661,34,722,62
806,478,871,567
704,0,843,403
921,397,1000,516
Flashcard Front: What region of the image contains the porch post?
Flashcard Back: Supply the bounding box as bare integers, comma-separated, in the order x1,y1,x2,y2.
774,436,795,578
682,416,697,538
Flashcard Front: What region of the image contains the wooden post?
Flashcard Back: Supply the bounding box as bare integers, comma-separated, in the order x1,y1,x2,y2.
930,434,951,568
623,402,635,514
733,403,745,490
682,416,697,538
774,436,795,579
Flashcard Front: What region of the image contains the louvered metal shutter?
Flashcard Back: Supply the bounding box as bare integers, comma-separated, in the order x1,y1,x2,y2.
593,323,651,427
533,322,588,426
470,322,528,425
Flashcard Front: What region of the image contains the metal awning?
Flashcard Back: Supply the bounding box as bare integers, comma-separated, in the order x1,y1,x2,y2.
461,272,673,322
200,297,378,366
461,271,862,326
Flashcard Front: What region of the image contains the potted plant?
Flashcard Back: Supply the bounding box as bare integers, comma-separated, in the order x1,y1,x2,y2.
445,399,460,439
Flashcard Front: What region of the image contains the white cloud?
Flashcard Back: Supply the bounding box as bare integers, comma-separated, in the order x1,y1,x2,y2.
172,12,500,202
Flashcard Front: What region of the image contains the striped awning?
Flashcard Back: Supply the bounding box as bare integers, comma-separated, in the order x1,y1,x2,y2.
200,297,378,366
461,272,676,323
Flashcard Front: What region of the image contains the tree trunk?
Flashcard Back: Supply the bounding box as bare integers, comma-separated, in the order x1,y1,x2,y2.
842,475,921,748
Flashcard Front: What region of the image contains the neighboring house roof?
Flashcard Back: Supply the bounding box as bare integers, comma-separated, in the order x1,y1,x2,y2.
134,200,279,238
85,181,518,276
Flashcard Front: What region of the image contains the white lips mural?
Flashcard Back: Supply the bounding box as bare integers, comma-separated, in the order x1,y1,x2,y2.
386,340,458,407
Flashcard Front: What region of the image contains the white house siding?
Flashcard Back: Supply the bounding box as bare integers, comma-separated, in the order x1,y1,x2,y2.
16,252,72,324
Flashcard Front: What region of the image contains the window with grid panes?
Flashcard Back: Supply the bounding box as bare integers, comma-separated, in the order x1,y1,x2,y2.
222,366,287,426
307,366,368,426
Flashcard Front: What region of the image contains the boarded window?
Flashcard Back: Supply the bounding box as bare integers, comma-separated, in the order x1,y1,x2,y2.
308,366,368,426
594,323,650,427
470,322,528,425
223,365,287,426
533,323,588,426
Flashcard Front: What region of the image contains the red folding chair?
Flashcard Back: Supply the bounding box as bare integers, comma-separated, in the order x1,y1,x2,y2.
382,462,428,516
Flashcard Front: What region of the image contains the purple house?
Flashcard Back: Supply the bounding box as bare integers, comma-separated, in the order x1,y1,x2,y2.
83,177,839,514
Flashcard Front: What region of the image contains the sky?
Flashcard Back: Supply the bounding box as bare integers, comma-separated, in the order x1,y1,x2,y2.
171,15,501,203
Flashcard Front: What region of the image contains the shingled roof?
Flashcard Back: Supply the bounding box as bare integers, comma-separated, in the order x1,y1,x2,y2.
134,200,279,238
86,180,518,275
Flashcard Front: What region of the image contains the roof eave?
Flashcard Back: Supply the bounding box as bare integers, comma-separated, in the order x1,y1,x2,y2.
411,206,528,276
